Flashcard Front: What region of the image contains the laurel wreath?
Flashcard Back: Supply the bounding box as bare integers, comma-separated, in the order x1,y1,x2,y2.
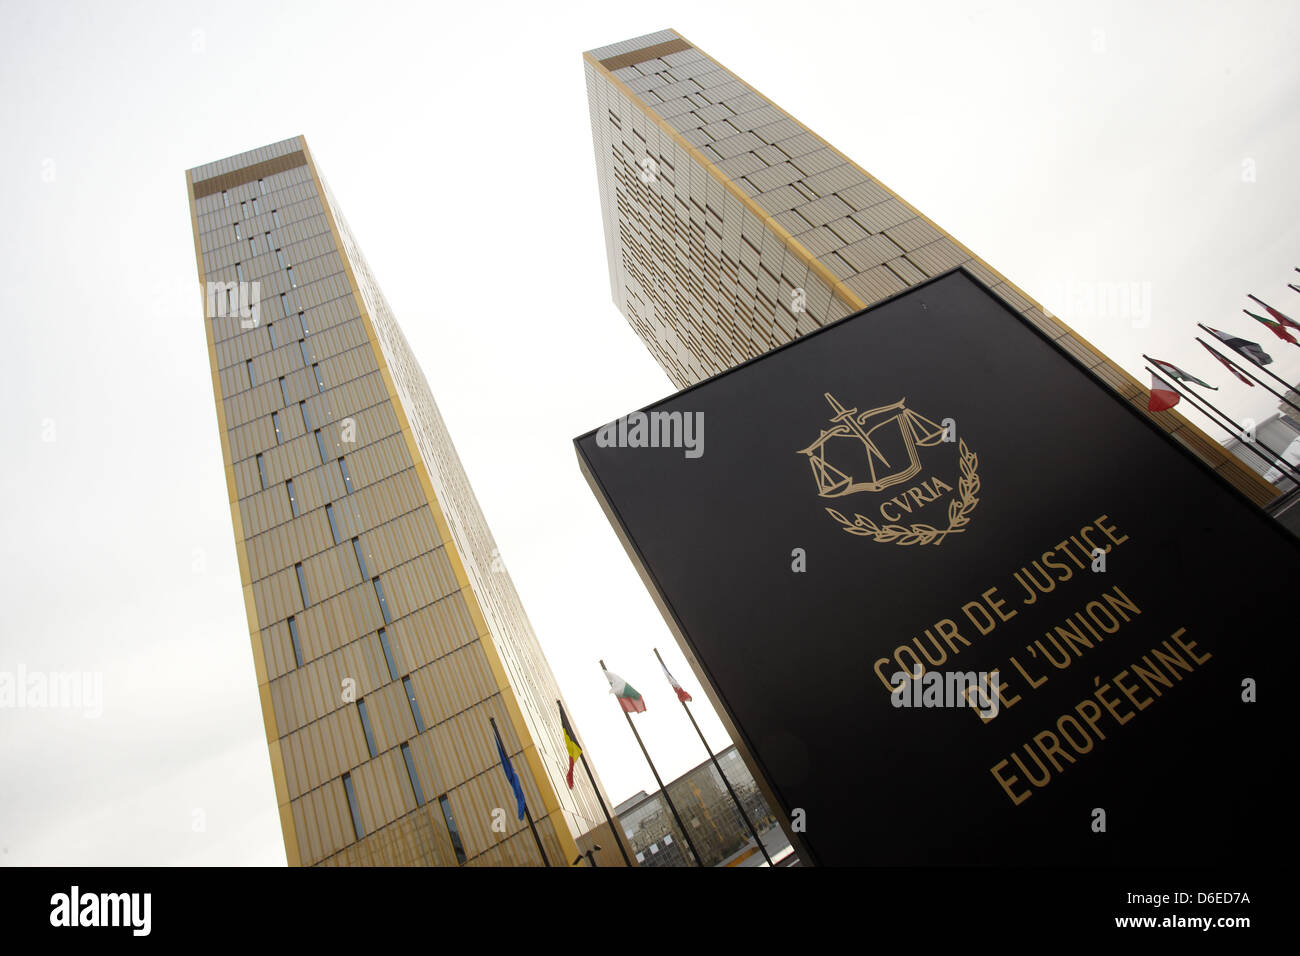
826,440,979,546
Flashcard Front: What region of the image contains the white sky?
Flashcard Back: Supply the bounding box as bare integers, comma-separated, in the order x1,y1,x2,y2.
1,0,1297,865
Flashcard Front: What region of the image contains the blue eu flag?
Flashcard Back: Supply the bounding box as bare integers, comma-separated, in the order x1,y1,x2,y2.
493,721,528,821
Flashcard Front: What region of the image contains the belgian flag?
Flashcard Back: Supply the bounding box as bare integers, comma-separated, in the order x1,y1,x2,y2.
559,702,582,789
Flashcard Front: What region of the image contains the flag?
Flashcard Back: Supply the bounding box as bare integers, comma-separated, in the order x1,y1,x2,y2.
1147,372,1180,412
604,670,646,713
1198,339,1255,386
661,660,693,703
1248,294,1300,331
1150,358,1217,389
1244,309,1298,344
558,702,582,790
1203,326,1273,366
492,721,528,820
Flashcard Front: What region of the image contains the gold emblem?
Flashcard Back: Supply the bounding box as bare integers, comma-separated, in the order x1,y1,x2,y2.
797,393,980,546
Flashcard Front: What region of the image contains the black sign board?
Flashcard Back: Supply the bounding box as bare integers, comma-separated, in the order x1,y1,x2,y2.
575,269,1294,866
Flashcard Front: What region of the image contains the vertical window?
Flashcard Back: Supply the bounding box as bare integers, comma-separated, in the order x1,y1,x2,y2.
326,504,341,545
233,222,241,240
271,411,283,444
235,261,245,282
256,453,267,490
222,190,230,207
300,400,311,432
342,773,364,841
287,616,304,667
287,266,296,288
339,457,354,494
278,376,290,407
251,196,260,215
286,480,299,517
295,562,309,608
352,537,369,579
245,359,256,387
280,293,290,317
313,363,325,393
299,340,311,366
272,209,282,228
267,322,277,348
258,178,267,195
378,628,399,682
315,429,329,464
249,236,257,256
276,248,287,269
373,578,391,624
357,699,378,758
403,676,425,733
439,795,467,864
401,743,425,806
265,231,273,252
299,310,309,334
239,200,246,216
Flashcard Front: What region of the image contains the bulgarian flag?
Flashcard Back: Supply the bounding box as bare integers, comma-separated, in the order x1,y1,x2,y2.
1244,309,1299,344
1248,294,1300,332
558,702,582,790
1198,339,1255,386
661,661,692,703
604,670,646,713
1203,325,1273,366
1147,372,1180,411
1150,358,1217,389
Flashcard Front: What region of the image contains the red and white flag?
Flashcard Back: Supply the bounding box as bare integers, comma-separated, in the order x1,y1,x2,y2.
1147,372,1180,411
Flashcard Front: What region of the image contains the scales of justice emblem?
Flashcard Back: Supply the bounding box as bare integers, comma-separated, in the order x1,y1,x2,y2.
796,393,980,546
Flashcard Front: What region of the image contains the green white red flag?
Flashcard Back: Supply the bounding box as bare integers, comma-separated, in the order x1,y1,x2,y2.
1244,309,1299,344
604,670,646,713
661,661,692,703
1248,294,1300,331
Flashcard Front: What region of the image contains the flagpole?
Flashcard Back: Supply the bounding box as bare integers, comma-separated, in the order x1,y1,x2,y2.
557,699,634,867
1196,326,1300,411
1144,366,1300,484
600,659,704,867
653,648,774,866
490,717,551,867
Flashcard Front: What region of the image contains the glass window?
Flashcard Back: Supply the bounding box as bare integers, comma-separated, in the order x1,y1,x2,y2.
256,453,267,490
267,323,277,348
265,231,272,251
239,200,246,215
272,209,282,228
312,363,325,393
278,377,289,407
271,411,283,444
233,222,241,240
251,196,260,215
378,628,399,682
287,266,296,288
373,578,391,624
326,504,340,545
286,480,299,517
276,248,286,269
339,457,354,494
222,190,230,208
258,178,267,195
300,401,311,432
352,537,368,579
403,676,425,733
280,293,290,317
357,699,378,758
315,429,328,464
402,743,425,806
249,237,257,256
439,795,467,864
246,359,256,387
235,262,244,283
287,616,304,667
343,773,364,841
295,562,309,608
299,311,309,334
299,340,311,366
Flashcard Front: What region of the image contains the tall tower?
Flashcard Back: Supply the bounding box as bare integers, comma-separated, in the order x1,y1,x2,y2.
583,29,1277,505
187,137,628,866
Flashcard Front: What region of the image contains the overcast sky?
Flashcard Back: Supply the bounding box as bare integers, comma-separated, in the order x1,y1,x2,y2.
1,0,1297,865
